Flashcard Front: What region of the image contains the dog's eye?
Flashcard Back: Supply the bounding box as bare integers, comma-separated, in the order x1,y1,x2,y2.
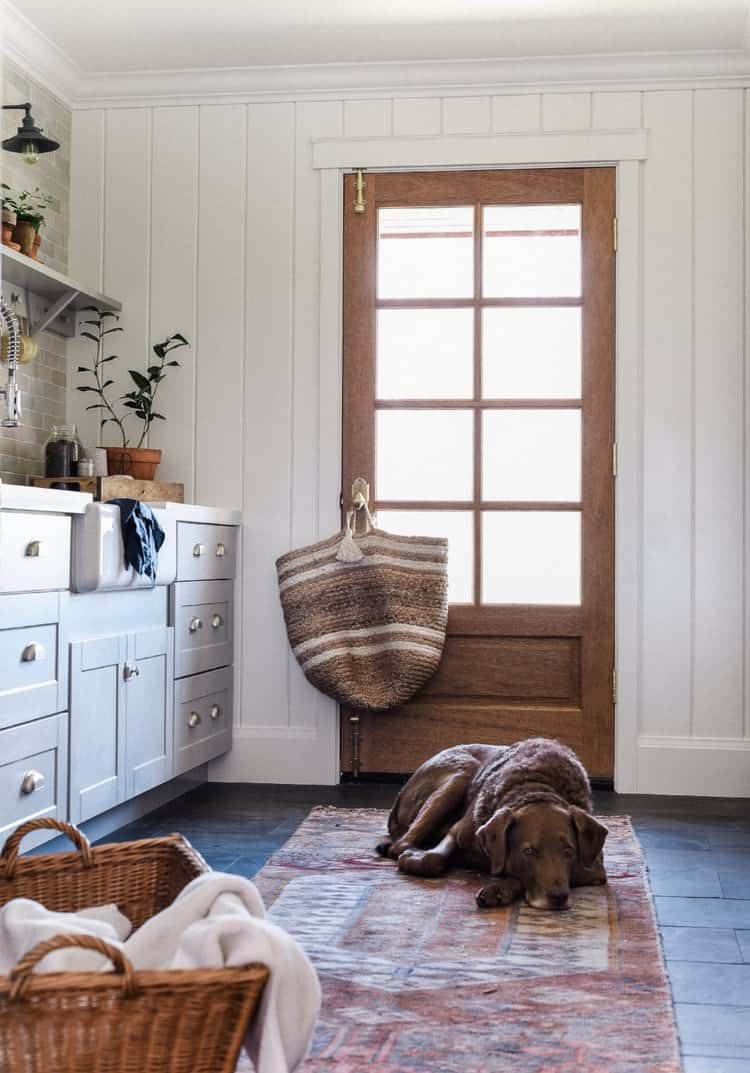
522,846,537,857
563,845,575,857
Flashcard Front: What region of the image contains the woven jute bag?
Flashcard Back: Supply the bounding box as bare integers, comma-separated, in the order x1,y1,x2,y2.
276,507,448,710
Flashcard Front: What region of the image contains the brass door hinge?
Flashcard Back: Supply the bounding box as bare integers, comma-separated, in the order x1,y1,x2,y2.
613,217,618,252
612,668,617,705
353,169,366,214
612,441,618,477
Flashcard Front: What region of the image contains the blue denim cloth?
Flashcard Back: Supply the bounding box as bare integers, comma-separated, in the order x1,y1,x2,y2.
107,498,165,583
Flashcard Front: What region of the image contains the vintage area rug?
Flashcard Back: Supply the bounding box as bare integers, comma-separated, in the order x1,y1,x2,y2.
246,808,681,1073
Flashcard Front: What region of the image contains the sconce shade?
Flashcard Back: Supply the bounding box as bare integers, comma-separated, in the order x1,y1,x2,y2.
2,103,60,159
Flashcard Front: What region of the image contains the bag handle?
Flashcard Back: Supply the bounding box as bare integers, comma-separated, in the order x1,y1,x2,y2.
8,934,138,1002
0,819,93,881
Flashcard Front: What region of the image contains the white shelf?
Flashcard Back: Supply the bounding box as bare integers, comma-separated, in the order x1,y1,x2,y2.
0,246,121,337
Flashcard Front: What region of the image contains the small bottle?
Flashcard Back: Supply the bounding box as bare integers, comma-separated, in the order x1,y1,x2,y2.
44,424,81,478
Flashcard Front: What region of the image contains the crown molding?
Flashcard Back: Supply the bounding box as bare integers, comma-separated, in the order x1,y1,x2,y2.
1,1,80,106
2,0,750,111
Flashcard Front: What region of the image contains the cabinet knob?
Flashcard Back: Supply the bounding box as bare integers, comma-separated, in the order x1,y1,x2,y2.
187,711,202,729
21,642,45,663
189,617,203,633
192,543,206,557
209,703,221,720
24,540,46,558
123,661,140,681
210,613,223,629
20,770,45,795
215,542,226,558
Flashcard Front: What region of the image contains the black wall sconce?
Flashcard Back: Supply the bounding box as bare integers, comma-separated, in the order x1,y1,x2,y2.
2,102,60,165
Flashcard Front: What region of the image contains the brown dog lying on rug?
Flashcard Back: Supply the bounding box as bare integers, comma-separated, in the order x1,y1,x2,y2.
376,738,608,910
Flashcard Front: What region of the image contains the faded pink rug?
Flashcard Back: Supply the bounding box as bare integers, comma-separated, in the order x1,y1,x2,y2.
244,808,680,1072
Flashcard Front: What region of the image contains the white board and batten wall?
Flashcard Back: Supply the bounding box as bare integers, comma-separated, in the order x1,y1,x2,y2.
64,78,750,795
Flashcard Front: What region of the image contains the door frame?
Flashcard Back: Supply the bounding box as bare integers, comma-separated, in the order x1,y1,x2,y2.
312,129,647,792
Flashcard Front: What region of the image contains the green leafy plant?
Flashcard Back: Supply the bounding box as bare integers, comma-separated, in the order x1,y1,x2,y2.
76,306,188,447
1,184,54,231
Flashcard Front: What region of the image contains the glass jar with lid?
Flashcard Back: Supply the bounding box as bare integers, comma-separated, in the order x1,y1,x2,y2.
44,424,82,478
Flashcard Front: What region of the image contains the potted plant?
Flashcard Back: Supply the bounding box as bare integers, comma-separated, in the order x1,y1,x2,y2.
1,184,53,257
76,307,189,480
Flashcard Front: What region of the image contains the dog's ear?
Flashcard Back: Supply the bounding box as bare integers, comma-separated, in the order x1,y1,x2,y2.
570,807,608,867
476,807,515,875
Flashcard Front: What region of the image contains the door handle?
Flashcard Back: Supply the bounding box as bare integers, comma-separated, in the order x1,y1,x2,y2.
187,711,202,729
209,703,221,720
189,617,203,633
24,540,46,557
20,770,45,795
21,642,45,662
210,613,223,629
123,661,140,681
192,543,206,557
215,542,226,558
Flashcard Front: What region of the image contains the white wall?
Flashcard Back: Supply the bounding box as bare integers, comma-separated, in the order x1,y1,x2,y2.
66,83,750,795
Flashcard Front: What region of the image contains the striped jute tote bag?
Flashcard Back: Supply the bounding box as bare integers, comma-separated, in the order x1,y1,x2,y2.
276,508,448,711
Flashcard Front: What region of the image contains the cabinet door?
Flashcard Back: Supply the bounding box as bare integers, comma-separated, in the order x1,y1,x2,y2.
69,634,127,823
125,626,174,798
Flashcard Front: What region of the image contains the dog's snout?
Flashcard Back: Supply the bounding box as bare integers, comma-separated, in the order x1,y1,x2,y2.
547,890,570,910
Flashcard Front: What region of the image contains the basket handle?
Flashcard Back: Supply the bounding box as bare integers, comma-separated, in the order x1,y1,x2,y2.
8,934,138,1002
0,818,93,881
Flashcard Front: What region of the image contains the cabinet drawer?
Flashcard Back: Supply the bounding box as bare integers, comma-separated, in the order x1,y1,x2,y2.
0,713,68,851
170,580,233,678
0,512,70,594
0,593,64,731
176,523,237,581
174,667,232,775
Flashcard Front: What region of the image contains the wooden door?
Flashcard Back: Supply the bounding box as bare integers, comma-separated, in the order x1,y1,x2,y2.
341,168,615,779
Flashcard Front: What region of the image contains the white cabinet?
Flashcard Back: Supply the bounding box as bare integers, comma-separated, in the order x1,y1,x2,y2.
69,626,173,823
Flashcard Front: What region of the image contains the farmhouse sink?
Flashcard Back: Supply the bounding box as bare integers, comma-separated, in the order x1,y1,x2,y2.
71,501,177,593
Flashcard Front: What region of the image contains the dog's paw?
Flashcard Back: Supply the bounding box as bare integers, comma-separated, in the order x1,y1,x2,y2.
375,840,393,858
476,880,520,909
397,848,447,878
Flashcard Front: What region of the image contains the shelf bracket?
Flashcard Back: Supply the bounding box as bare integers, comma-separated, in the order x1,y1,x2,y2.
28,288,79,337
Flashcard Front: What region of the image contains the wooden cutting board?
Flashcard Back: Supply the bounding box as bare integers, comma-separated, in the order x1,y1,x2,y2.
30,476,184,502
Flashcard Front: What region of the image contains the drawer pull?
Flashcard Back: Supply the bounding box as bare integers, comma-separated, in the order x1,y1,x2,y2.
210,613,223,629
123,661,140,681
209,703,221,720
187,711,202,729
215,542,226,558
189,617,203,633
20,770,45,796
24,540,46,558
193,543,206,557
21,642,45,663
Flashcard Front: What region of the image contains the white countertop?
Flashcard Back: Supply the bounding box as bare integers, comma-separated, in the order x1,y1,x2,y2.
0,481,240,524
147,501,242,526
0,479,92,514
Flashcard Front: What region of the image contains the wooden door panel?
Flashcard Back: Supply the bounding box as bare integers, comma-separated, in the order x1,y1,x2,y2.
341,167,614,780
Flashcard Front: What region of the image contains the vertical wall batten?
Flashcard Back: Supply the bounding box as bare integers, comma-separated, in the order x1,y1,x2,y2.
693,89,745,739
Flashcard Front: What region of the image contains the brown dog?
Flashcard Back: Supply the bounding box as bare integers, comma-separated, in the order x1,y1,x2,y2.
376,738,608,910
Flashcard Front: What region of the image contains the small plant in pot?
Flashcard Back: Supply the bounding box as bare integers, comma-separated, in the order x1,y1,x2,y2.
76,307,189,480
1,184,53,257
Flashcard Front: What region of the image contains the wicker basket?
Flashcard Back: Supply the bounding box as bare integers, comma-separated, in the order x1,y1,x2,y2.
0,818,269,1073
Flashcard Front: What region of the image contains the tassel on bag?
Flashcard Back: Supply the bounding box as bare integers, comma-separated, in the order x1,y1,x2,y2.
335,510,364,563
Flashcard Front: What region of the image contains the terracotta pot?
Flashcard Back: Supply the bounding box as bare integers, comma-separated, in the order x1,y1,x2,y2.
12,219,36,256
31,232,41,260
105,446,162,481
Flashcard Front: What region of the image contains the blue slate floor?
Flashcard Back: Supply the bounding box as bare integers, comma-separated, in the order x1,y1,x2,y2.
105,784,750,1073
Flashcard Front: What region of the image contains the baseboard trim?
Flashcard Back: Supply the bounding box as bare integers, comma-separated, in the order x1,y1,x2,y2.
637,736,750,796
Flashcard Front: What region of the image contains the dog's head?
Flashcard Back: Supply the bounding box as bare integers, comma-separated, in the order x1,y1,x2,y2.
476,803,608,910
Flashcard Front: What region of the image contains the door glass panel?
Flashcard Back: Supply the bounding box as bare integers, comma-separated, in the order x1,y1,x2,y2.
482,410,581,502
483,307,581,399
377,308,474,399
378,510,473,603
482,511,581,604
377,410,473,501
483,204,581,297
378,206,474,299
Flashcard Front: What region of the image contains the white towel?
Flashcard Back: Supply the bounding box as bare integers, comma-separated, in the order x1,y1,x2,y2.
0,898,131,974
126,872,320,1073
